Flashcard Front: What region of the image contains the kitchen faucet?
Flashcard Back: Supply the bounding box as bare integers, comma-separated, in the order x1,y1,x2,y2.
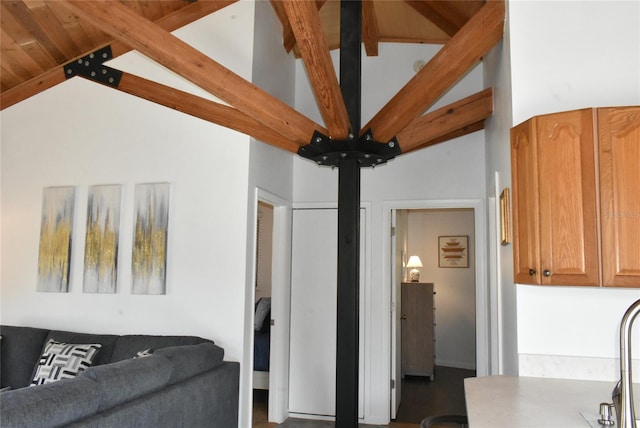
612,298,640,428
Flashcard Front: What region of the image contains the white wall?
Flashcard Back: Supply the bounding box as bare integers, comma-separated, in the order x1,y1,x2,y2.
504,0,640,381
245,1,296,424
1,4,257,427
483,2,519,375
407,209,477,370
293,43,486,424
510,0,640,126
0,80,250,341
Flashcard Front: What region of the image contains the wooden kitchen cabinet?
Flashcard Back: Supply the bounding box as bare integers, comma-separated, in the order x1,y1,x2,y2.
598,107,640,287
401,282,435,380
511,109,599,286
511,106,640,287
511,118,539,284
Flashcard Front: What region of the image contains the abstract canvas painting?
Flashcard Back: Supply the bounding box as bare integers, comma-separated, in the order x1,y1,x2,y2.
132,183,170,295
37,186,75,292
83,185,121,293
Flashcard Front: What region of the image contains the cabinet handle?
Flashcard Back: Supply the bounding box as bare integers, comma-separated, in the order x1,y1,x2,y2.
543,269,551,277
400,315,407,320
529,268,536,276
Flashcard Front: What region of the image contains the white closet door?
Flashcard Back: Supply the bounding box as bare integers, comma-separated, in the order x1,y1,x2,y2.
289,208,365,417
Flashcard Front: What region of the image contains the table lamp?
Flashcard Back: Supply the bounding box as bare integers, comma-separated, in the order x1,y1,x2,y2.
407,255,423,282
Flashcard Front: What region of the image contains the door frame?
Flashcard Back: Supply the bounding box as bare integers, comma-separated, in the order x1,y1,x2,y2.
249,188,292,424
382,199,489,420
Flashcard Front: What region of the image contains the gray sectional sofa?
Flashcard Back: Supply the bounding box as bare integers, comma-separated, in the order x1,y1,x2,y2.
0,325,239,428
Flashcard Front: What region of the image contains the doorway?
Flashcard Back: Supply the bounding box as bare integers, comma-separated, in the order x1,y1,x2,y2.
384,199,488,423
251,189,292,427
395,208,476,423
252,201,273,428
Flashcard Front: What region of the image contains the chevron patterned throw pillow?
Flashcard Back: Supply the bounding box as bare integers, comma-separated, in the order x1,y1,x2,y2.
31,339,102,386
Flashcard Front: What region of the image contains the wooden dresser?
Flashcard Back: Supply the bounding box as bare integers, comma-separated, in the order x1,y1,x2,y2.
401,282,435,380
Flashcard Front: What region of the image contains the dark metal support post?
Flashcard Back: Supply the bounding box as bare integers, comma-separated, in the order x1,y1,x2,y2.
336,158,360,428
336,1,362,427
340,0,362,138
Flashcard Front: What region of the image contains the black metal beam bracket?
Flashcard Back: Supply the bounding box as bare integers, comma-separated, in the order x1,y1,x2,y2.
298,129,401,168
64,46,123,88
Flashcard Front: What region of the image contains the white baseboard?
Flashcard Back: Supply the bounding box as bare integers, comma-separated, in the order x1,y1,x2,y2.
435,359,477,370
287,413,335,421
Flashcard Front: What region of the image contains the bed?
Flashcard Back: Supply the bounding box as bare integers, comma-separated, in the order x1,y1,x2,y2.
253,297,271,390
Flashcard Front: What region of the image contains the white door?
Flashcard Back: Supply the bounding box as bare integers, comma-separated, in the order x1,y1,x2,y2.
289,207,365,418
390,209,399,418
390,209,407,419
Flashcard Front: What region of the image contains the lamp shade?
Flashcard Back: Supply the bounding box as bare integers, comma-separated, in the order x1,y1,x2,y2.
406,255,423,268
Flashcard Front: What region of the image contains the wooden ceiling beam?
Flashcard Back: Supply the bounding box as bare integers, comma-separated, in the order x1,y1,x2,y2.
405,0,463,37
271,0,326,54
362,0,379,56
403,120,485,154
396,87,493,152
114,72,299,153
1,0,237,110
363,0,504,143
62,0,326,145
282,0,350,139
269,0,296,53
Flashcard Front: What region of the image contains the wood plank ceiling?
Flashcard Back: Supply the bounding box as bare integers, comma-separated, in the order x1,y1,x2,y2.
0,0,503,158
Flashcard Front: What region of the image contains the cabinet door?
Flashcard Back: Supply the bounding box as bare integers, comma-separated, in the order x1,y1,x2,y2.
511,119,541,284
598,107,640,287
536,109,600,285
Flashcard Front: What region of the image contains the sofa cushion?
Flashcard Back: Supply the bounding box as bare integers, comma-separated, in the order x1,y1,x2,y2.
31,339,101,385
0,376,101,428
81,354,172,411
110,334,210,362
154,342,224,385
0,325,50,389
46,330,119,366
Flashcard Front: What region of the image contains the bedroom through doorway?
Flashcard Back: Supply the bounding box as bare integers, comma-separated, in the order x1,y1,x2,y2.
253,201,274,428
390,207,479,424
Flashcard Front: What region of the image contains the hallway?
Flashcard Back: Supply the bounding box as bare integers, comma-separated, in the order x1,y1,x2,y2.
395,366,475,424
253,365,475,427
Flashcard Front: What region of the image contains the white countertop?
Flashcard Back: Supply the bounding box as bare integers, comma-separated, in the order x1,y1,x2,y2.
464,376,616,428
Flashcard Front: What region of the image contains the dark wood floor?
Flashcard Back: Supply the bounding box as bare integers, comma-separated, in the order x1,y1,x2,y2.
394,366,475,424
253,366,475,427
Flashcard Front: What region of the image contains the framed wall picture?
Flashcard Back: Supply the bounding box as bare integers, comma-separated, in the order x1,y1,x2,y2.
37,186,76,292
438,235,468,268
83,184,122,293
131,182,170,295
500,188,511,246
